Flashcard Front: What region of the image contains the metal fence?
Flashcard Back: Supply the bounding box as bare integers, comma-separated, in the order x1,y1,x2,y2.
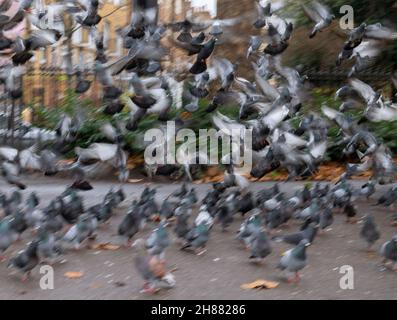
304,65,395,89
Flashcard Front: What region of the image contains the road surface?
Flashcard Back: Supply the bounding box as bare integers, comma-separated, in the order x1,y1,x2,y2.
0,177,396,300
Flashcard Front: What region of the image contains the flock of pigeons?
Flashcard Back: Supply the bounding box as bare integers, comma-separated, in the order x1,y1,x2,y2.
0,0,396,294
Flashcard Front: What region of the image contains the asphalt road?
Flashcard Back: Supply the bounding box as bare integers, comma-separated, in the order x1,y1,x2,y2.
0,177,396,300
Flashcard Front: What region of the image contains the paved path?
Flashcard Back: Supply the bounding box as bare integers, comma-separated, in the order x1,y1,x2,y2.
0,178,396,300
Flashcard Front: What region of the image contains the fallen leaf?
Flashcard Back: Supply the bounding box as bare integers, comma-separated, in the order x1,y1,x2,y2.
241,279,279,290
180,112,191,120
90,243,120,251
64,271,84,279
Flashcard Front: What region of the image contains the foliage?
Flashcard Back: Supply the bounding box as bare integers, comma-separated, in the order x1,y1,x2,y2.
281,0,397,69
32,85,397,163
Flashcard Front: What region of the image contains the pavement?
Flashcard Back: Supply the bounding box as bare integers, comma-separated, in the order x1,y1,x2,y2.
0,177,396,300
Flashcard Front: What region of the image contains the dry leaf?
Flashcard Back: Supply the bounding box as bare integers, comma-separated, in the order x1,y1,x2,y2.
180,112,191,120
64,271,84,279
90,243,120,251
241,279,279,290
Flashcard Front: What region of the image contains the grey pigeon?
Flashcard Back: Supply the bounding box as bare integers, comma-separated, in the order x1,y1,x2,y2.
1,161,26,190
36,227,63,264
118,202,142,246
303,1,335,38
355,181,376,200
7,240,39,281
277,239,311,283
62,213,98,250
273,223,318,245
360,215,380,250
216,204,233,232
159,198,178,220
0,217,18,260
319,206,334,230
376,186,397,208
181,223,209,254
145,221,170,260
133,239,175,294
174,212,190,240
249,229,272,263
237,214,262,247
380,235,397,271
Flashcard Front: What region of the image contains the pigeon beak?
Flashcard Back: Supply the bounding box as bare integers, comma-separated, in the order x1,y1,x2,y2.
305,242,311,247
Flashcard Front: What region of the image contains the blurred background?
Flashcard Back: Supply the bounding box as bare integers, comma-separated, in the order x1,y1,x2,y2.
1,0,397,178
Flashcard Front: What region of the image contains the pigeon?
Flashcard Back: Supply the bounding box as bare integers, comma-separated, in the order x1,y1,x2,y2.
376,186,397,208
133,238,175,294
75,70,91,94
343,201,358,223
145,221,170,260
159,198,178,220
273,222,318,245
74,0,102,27
9,208,28,239
36,227,63,264
170,182,189,198
253,1,272,29
189,38,217,75
355,181,376,200
216,204,233,232
7,240,39,281
90,201,114,225
277,239,311,283
249,229,272,263
118,202,142,247
1,161,26,189
62,213,98,250
247,36,263,57
174,211,190,240
58,188,84,225
237,213,262,248
238,192,255,216
181,223,209,255
380,235,397,271
195,205,214,228
303,1,335,38
0,217,19,260
266,207,284,230
360,215,380,251
319,206,334,231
